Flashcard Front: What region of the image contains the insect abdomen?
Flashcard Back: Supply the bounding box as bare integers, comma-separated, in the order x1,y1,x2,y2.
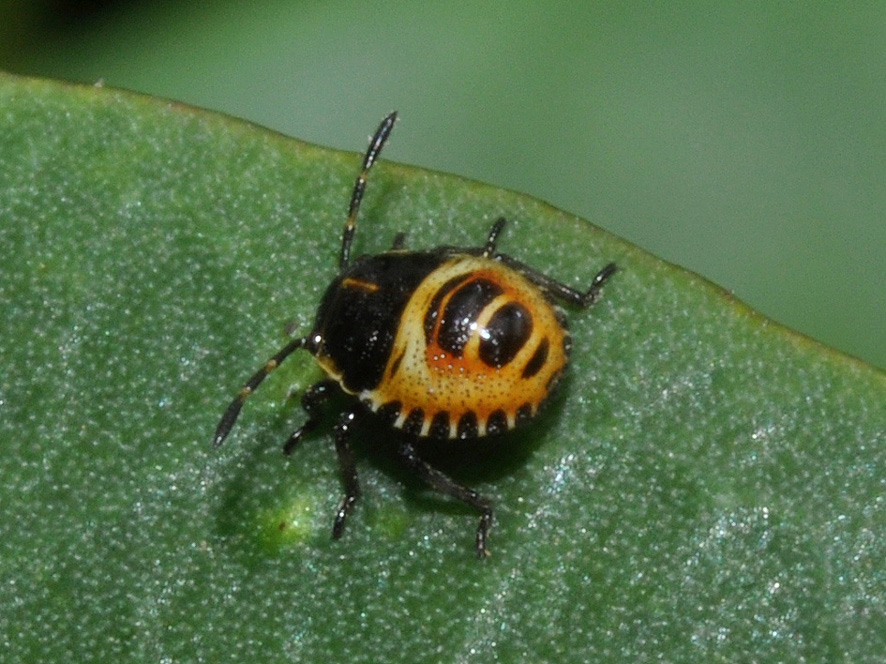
363,255,570,439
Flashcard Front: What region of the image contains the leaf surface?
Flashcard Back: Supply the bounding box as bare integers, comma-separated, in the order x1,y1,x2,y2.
1,73,884,662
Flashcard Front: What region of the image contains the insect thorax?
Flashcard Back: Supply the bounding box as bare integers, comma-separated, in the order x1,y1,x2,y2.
312,251,447,393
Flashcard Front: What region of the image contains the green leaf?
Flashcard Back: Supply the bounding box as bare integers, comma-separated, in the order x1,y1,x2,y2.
1,72,884,662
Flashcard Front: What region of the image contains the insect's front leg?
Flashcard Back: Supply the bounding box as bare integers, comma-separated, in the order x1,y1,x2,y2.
331,409,363,539
283,379,338,455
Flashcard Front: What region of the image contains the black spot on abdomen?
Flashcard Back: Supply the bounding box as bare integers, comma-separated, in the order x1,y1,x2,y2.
478,302,532,368
521,337,549,378
457,412,478,439
434,278,503,357
429,411,451,439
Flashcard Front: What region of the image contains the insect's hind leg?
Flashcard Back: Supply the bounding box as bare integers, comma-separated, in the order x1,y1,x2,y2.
397,439,494,558
498,253,617,308
584,262,618,304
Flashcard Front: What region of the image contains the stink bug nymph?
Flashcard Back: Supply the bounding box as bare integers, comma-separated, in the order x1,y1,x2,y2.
213,112,616,557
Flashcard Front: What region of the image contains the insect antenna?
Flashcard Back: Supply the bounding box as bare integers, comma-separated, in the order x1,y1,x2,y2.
339,111,398,268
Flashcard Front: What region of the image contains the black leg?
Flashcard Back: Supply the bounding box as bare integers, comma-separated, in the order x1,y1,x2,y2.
390,231,407,250
213,336,308,447
498,254,617,308
282,379,338,455
331,409,362,539
582,261,618,305
398,439,494,558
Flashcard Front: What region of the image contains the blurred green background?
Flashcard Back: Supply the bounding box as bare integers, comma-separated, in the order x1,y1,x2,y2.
2,0,883,368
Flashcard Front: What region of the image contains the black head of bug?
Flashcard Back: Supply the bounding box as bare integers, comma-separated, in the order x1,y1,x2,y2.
212,112,398,449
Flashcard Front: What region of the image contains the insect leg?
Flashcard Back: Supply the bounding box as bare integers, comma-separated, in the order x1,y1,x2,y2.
282,379,338,455
390,231,407,250
212,336,307,447
340,112,398,269
397,439,494,558
331,409,363,539
498,254,617,308
581,261,618,305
